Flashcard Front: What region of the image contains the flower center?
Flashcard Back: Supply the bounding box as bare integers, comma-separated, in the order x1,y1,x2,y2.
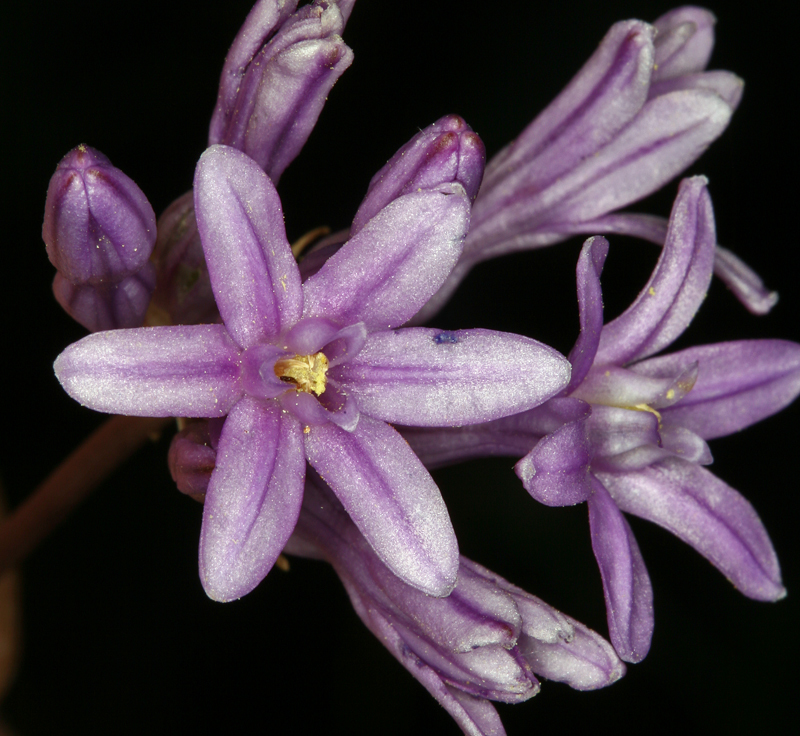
274,352,329,396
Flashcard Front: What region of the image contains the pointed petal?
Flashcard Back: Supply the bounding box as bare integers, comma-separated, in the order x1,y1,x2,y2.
587,478,654,663
633,340,800,439
596,177,715,365
567,236,608,390
199,397,305,601
54,325,242,417
304,415,459,596
302,184,470,331
598,458,785,601
334,328,571,426
194,145,302,348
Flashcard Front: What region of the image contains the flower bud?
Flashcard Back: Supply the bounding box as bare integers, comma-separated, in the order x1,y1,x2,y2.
209,0,354,183
350,115,485,236
148,191,220,326
286,474,624,734
167,419,223,501
42,144,156,285
52,266,155,333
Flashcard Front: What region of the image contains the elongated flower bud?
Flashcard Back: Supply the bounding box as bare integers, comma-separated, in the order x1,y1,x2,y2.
148,191,220,327
350,115,486,236
209,0,354,183
43,144,157,330
285,474,624,733
43,145,156,285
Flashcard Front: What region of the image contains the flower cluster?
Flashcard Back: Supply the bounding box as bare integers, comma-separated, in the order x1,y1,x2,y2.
40,2,798,734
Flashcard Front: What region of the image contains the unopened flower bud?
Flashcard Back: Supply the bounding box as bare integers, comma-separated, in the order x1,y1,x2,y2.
52,266,156,333
350,115,486,236
168,419,223,501
209,0,354,183
43,144,156,285
148,191,220,326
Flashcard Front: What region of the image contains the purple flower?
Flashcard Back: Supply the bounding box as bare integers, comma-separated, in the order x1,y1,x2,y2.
286,472,625,736
404,177,800,662
414,8,773,323
54,144,571,602
42,144,157,331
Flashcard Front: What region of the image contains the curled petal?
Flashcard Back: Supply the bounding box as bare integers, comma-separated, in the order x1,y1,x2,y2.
596,177,716,365
334,328,571,426
200,398,305,601
302,184,470,331
598,458,785,601
194,145,302,349
515,418,592,507
304,415,459,596
54,325,242,417
713,245,779,315
567,236,609,390
634,340,800,439
587,478,654,663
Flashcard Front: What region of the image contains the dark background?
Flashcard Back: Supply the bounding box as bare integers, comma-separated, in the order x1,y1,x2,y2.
1,1,797,734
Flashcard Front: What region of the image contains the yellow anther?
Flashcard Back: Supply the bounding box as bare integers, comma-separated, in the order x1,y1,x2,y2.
274,352,329,395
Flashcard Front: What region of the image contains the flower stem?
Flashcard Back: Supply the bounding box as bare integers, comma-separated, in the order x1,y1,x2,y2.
0,415,171,575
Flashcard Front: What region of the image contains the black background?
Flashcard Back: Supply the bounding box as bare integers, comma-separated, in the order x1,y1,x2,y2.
1,1,798,734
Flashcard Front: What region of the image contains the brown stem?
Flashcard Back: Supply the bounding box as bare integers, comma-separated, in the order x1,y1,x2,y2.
0,415,171,575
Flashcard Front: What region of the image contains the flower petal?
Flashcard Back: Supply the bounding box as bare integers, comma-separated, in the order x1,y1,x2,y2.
633,340,800,439
334,328,571,426
480,20,654,197
199,397,305,601
304,415,459,596
596,177,715,365
302,184,470,331
194,145,302,348
401,397,590,470
519,614,626,691
567,236,609,391
54,325,242,417
587,477,654,663
598,459,785,601
712,245,779,315
515,417,593,506
651,7,716,80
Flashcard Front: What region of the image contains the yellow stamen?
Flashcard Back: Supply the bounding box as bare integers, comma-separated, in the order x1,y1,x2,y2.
274,352,329,395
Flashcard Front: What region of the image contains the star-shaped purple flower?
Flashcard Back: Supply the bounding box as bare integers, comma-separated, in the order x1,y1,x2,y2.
55,145,570,601
404,177,800,662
